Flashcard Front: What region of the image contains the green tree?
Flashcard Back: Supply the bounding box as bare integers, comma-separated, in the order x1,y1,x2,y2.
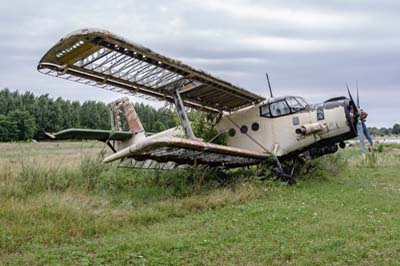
153,120,166,132
190,111,226,144
8,110,36,140
0,114,18,141
392,124,400,135
368,127,380,136
0,88,183,141
379,127,390,136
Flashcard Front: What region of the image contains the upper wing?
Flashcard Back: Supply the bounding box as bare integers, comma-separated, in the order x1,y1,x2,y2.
46,128,133,141
103,136,270,168
38,29,265,113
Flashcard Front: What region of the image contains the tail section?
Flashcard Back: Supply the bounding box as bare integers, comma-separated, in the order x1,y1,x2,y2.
45,97,145,150
46,97,183,160
110,97,146,151
111,97,144,134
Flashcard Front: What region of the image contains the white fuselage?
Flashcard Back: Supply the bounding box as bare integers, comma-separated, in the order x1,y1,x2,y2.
216,98,352,157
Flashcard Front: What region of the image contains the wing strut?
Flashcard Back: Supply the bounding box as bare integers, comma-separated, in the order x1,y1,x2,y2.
171,82,197,140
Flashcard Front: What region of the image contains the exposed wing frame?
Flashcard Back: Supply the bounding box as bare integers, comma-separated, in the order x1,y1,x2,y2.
38,28,265,113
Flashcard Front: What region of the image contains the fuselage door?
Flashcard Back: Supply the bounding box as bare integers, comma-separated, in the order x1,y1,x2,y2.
261,97,314,156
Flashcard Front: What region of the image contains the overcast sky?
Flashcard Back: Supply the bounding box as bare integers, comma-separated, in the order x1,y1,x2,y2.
1,0,399,127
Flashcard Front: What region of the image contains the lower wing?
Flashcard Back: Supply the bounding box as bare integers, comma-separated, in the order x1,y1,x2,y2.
103,136,270,168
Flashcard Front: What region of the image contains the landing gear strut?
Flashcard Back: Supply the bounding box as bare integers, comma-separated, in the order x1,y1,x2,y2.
273,158,297,185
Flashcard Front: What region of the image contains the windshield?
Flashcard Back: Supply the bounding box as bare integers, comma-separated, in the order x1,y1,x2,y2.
286,97,304,112
295,97,308,107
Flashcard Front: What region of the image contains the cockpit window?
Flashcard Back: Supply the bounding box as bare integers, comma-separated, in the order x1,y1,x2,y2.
295,97,308,107
270,100,290,116
260,96,308,118
286,97,304,112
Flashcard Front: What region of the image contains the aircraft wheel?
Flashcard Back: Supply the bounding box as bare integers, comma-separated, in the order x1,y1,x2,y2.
339,141,346,149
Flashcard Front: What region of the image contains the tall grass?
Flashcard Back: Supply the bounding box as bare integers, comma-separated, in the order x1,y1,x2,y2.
1,144,386,203
0,151,349,202
0,149,229,202
0,150,109,198
298,152,349,181
2,142,400,265
79,149,108,190
0,145,273,257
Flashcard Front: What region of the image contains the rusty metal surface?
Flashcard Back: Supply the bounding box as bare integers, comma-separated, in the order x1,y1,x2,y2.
122,101,143,133
103,136,270,168
112,100,121,130
119,97,144,133
118,159,185,170
37,28,265,113
111,97,144,133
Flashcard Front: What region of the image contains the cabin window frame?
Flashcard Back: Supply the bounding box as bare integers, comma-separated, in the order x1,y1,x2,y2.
260,97,307,118
286,97,305,113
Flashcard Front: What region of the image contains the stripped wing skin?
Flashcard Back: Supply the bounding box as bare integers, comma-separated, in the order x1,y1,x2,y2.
38,29,265,113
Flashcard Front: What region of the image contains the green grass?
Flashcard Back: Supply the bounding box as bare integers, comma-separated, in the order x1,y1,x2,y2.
0,141,400,265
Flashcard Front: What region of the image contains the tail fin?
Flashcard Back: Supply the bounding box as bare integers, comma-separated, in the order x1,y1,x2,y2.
111,97,144,134
45,97,143,152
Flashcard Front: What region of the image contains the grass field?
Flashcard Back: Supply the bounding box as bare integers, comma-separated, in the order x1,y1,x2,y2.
1,141,400,265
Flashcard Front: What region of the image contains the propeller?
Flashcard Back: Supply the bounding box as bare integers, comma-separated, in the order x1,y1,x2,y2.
346,82,372,154
356,80,360,108
346,83,359,118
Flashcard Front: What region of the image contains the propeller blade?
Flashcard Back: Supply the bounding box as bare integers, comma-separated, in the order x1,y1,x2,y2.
346,83,352,99
356,80,360,108
346,82,353,100
346,83,358,113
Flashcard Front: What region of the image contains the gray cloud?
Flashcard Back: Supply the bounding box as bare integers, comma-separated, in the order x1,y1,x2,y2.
0,0,399,127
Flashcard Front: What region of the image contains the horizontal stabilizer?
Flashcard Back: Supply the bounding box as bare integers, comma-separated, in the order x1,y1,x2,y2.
46,128,133,141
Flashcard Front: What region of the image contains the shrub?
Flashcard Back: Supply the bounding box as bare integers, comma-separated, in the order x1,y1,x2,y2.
15,160,71,196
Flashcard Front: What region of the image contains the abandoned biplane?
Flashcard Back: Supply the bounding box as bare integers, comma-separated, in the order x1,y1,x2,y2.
38,28,369,182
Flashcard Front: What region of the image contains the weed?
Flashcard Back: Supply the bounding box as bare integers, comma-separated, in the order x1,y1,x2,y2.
0,164,16,198
299,152,348,181
366,149,378,167
79,151,107,191
377,142,384,153
17,160,60,195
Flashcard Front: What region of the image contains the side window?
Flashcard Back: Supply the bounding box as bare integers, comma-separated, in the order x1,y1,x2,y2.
270,101,290,117
260,104,271,117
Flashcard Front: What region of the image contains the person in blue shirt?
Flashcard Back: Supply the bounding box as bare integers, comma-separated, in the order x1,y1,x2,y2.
356,109,373,154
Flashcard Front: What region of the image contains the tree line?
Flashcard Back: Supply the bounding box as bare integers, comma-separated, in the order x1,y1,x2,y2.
0,89,176,142
368,125,400,136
